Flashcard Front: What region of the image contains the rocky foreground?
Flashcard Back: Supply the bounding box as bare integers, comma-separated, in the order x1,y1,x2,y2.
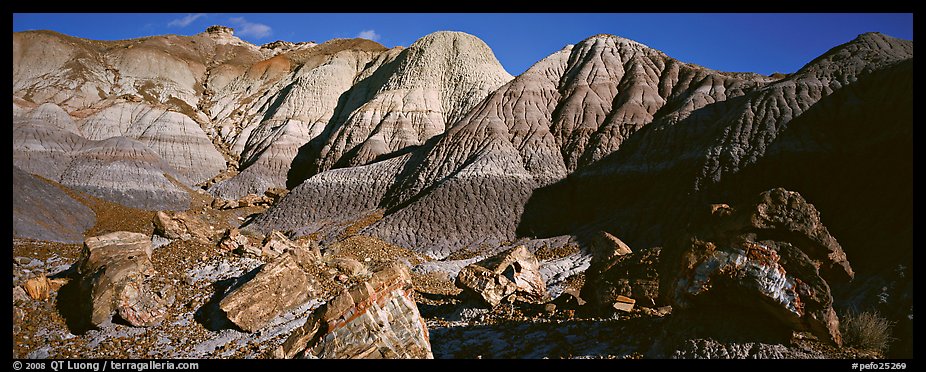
11,182,894,359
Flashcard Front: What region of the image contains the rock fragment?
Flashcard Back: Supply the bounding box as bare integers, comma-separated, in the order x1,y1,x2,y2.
153,211,221,244
582,246,662,312
276,263,432,359
455,246,548,307
670,188,851,346
219,242,323,332
612,295,635,313
588,231,633,262
23,276,50,301
76,231,166,327
259,231,320,259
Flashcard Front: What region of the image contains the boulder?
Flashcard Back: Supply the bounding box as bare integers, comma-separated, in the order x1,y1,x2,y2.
76,231,166,327
206,189,274,209
582,247,662,311
260,231,291,259
153,211,220,244
455,246,548,307
746,188,854,281
588,231,633,263
23,276,51,301
669,188,851,346
219,242,323,332
275,263,432,359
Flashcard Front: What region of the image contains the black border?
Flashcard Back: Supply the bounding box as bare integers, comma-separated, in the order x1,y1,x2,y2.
7,1,918,367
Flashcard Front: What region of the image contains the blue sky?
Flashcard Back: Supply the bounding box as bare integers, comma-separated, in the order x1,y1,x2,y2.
12,13,913,76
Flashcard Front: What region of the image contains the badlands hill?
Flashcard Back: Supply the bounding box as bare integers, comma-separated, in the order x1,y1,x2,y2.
252,32,912,262
13,27,512,213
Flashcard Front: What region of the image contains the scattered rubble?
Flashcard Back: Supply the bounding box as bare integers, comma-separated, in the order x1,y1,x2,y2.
259,231,320,260
13,286,30,303
211,193,276,210
217,228,261,253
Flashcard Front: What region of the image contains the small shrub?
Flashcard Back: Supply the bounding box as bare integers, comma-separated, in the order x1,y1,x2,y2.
841,310,896,353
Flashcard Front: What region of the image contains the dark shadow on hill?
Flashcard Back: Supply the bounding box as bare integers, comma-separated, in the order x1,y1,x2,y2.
514,92,748,252
702,60,913,273
516,59,912,269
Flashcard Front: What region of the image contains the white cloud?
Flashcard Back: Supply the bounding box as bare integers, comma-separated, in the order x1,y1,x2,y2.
356,29,381,41
168,13,206,28
229,17,272,39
